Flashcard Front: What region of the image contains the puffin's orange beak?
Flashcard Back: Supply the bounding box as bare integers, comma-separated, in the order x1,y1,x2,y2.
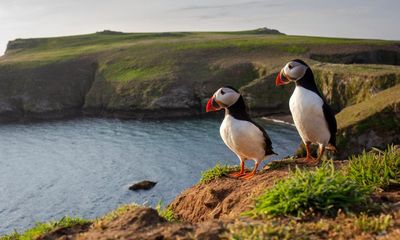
206,96,220,112
275,70,289,86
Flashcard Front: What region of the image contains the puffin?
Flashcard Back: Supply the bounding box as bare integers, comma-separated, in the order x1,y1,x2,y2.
275,59,337,164
206,86,276,179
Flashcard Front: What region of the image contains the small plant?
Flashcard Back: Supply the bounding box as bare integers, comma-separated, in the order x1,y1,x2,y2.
94,203,138,228
355,213,393,233
156,200,176,222
227,211,398,239
346,145,400,190
0,217,90,240
248,161,371,217
228,219,296,240
199,163,240,183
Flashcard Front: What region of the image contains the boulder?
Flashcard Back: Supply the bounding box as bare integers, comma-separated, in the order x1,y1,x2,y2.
129,180,157,191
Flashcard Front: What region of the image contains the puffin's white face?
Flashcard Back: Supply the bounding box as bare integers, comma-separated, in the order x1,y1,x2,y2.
206,87,241,112
276,60,308,86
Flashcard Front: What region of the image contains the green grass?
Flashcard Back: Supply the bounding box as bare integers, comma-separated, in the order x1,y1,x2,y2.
101,63,172,82
0,217,90,240
346,146,400,190
355,213,393,233
156,201,177,222
336,84,400,130
248,161,371,217
199,163,240,183
227,212,395,239
93,203,138,229
2,31,397,68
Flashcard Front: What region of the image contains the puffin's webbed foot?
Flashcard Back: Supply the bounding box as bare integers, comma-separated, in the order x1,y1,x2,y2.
296,142,319,166
229,171,245,177
239,171,256,180
238,161,259,180
230,160,245,178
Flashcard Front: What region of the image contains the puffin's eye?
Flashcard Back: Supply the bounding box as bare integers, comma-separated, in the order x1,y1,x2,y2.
220,90,225,95
288,64,293,69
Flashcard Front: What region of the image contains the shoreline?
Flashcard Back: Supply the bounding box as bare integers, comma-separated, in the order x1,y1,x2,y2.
0,109,293,125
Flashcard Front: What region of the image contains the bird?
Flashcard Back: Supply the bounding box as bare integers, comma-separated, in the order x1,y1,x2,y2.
205,86,276,179
275,59,337,164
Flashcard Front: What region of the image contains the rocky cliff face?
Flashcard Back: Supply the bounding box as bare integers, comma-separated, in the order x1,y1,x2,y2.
0,58,96,121
313,63,400,112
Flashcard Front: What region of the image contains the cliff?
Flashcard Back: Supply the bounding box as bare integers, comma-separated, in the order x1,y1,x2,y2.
1,31,400,121
0,30,399,158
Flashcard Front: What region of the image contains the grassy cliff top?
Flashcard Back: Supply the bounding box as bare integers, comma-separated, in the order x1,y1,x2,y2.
1,30,398,66
336,83,400,129
314,63,400,75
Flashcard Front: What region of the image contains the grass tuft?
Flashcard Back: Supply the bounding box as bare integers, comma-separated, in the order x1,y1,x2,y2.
346,145,400,190
355,213,393,233
199,163,240,183
156,200,177,222
248,161,371,217
93,203,138,229
227,212,396,239
0,217,90,240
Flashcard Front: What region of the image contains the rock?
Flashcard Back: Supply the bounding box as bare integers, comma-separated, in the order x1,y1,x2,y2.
0,58,96,121
129,180,157,191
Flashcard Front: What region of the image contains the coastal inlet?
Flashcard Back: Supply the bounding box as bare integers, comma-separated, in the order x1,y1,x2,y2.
0,117,300,235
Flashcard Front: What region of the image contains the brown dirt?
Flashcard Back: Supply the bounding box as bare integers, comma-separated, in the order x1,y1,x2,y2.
39,207,230,240
169,160,351,223
169,167,289,223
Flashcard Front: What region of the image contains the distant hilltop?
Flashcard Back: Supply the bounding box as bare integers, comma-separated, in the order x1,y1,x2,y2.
245,27,285,35
5,27,285,53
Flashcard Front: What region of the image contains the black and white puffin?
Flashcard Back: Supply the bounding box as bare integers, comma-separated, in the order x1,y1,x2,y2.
276,59,337,164
206,86,276,179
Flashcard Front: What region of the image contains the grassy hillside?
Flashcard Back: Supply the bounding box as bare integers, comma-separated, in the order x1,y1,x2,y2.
335,84,400,156
1,29,399,121
3,31,396,65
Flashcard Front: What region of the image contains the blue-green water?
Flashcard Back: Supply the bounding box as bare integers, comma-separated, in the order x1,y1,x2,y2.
0,118,300,234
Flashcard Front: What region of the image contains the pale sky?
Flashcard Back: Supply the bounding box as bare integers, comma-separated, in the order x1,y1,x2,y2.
1,0,399,54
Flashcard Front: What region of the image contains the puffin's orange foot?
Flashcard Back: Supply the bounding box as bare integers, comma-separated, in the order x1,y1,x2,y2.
239,172,256,180
229,171,245,177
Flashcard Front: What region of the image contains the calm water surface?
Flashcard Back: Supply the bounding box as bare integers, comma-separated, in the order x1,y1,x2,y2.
0,117,300,234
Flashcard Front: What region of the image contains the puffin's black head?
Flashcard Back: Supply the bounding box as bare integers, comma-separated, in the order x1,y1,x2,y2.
275,59,314,87
206,86,250,120
276,59,325,98
206,86,241,112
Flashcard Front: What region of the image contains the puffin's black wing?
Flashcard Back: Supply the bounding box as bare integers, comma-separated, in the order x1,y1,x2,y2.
249,120,277,156
322,103,337,147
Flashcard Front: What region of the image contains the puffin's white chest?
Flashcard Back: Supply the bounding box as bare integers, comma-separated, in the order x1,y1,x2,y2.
220,115,266,161
289,86,330,145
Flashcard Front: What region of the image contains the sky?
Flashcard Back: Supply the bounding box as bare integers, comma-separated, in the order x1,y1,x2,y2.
0,0,399,54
